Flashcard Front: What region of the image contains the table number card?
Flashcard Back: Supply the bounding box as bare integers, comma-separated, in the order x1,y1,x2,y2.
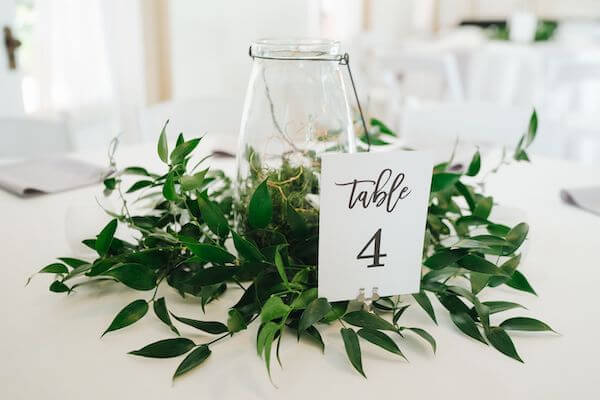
318,151,433,302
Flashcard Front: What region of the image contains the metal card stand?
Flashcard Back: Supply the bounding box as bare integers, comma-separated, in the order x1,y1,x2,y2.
357,287,379,312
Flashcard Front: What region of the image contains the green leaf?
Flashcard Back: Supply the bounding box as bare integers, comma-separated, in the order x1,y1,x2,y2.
457,255,505,275
261,296,291,323
506,223,529,250
123,166,152,176
360,134,389,145
302,326,325,353
274,245,289,285
86,258,115,277
126,180,153,193
231,231,265,261
514,149,530,162
424,249,467,269
298,298,332,333
180,169,208,191
103,177,116,190
340,328,365,378
482,301,526,315
49,280,69,293
486,326,523,362
163,172,178,201
526,109,538,147
259,323,278,378
469,235,511,248
198,194,230,238
406,327,436,353
447,285,490,328
505,270,537,295
343,310,396,331
257,321,279,356
129,338,195,358
176,132,184,147
449,311,486,344
466,150,481,176
358,328,406,359
101,263,156,291
487,223,511,236
439,294,486,343
287,203,308,237
500,317,554,332
455,181,476,211
102,299,148,336
473,196,493,219
370,118,397,137
39,263,68,274
393,305,410,325
248,179,273,229
186,266,237,287
291,288,318,309
157,120,169,163
412,292,437,324
170,138,201,164
171,313,228,334
173,345,211,379
227,309,247,333
153,297,179,335
96,219,118,257
470,272,489,294
323,301,348,323
431,173,460,192
185,242,236,265
57,257,89,269
488,254,522,287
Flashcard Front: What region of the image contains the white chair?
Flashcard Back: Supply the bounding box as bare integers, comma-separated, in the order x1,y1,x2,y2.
138,97,244,143
377,50,465,102
545,56,600,114
466,42,545,107
0,116,72,159
400,100,532,151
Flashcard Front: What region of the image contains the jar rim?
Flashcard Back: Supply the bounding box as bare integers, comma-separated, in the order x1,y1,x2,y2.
250,38,341,60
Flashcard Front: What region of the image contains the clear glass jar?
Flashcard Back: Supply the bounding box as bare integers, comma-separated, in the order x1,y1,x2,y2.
235,39,358,250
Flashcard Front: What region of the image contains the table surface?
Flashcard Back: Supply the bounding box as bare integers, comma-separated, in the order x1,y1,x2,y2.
1,141,599,400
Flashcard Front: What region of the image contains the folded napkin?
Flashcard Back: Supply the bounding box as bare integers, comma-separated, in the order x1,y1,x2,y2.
0,157,108,197
560,186,600,216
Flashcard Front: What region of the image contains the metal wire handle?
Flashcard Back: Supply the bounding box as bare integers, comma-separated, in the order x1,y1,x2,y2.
249,48,371,151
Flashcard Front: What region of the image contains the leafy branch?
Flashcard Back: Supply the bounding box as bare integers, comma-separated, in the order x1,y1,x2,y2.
30,110,554,381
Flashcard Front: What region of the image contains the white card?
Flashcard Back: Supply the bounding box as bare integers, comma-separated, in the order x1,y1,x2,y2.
318,151,433,302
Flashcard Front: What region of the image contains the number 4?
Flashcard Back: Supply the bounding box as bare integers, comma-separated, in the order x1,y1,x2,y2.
357,228,387,268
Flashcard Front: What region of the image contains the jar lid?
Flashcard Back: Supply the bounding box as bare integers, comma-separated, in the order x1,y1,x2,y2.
250,38,341,60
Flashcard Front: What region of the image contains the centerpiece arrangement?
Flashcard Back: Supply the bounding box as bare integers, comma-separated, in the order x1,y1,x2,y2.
30,39,554,382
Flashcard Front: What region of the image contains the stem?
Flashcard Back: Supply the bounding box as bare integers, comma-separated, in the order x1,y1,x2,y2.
261,68,301,153
206,333,230,346
232,277,247,292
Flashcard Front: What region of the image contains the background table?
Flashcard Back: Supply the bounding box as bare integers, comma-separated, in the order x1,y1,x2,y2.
1,142,599,399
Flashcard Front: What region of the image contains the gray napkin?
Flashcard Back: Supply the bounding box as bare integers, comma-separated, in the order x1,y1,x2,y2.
0,157,108,197
560,186,600,216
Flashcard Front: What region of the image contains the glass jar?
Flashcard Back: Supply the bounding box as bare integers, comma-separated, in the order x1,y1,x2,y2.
235,39,360,257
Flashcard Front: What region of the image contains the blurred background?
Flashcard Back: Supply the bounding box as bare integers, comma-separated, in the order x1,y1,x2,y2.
2,0,600,164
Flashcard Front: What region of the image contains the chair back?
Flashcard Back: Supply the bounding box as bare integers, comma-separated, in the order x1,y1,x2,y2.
401,100,531,150
139,97,243,142
0,117,71,159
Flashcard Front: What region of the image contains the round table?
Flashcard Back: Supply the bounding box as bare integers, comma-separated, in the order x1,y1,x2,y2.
1,142,598,399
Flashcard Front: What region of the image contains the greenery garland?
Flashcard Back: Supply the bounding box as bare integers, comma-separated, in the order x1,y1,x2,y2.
30,111,554,381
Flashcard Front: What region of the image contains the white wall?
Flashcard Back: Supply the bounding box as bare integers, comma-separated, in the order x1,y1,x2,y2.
370,0,414,40
169,0,319,102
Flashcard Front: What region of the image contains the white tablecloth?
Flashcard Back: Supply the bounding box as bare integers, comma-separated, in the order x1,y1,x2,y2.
1,143,599,399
